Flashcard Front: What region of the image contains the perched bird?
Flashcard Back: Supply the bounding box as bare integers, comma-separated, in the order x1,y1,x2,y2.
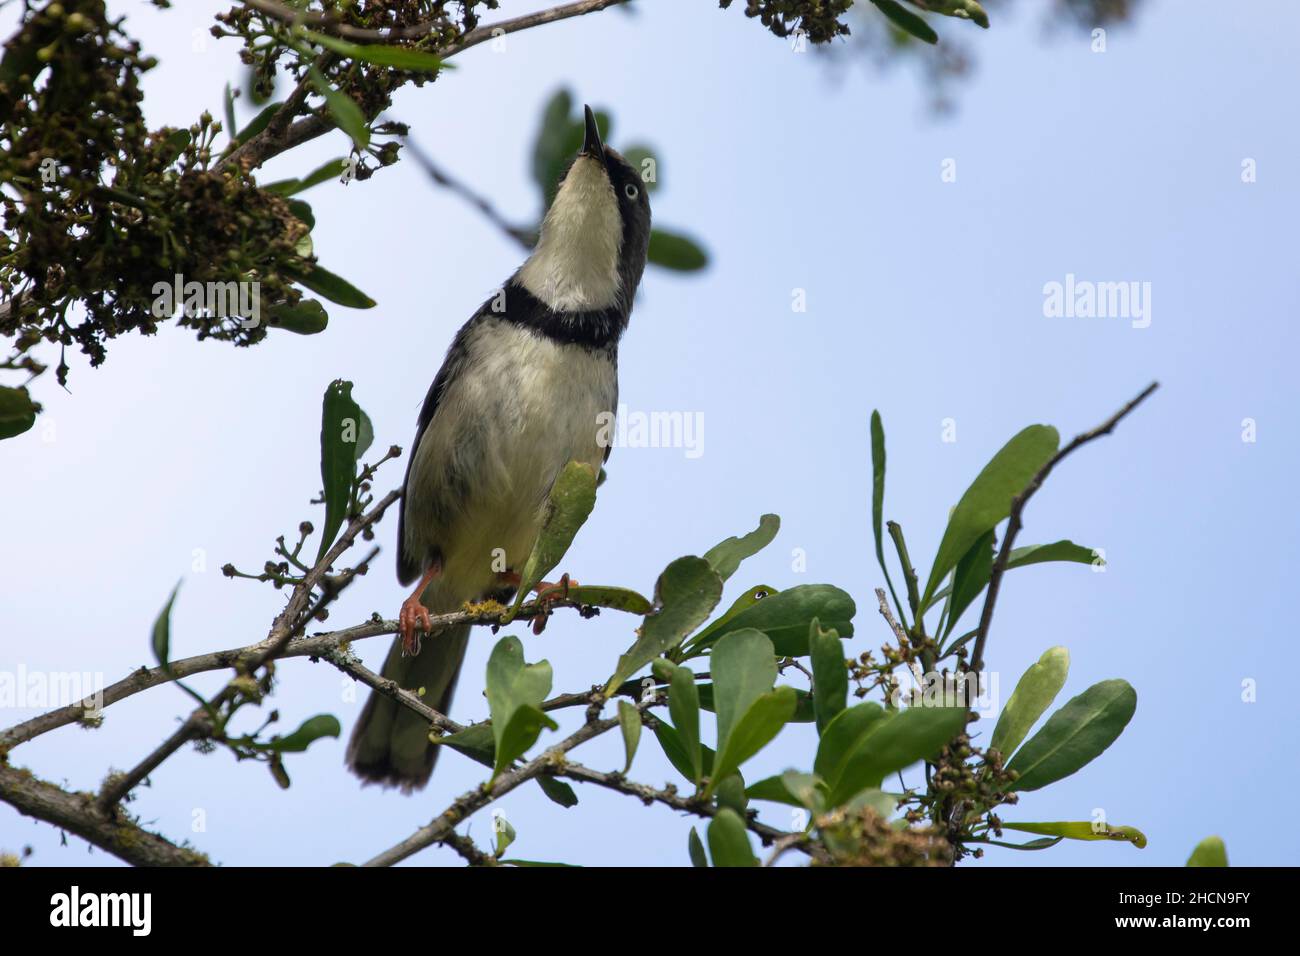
347,106,652,791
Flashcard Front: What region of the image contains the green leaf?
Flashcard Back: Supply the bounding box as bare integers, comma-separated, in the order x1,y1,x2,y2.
713,774,748,816
710,629,778,759
285,198,315,230
267,298,329,335
681,584,777,654
925,0,990,29
617,700,641,774
303,30,450,73
535,776,578,808
1186,836,1229,867
316,380,364,562
707,808,758,867
869,410,908,625
485,636,558,779
500,858,580,867
696,683,816,724
529,93,615,209
0,385,38,439
269,754,291,789
825,705,967,806
652,720,714,784
493,815,516,856
509,461,598,616
687,828,708,867
234,102,282,146
562,585,651,615
1002,820,1147,849
925,539,1102,614
809,619,848,733
702,514,779,582
532,88,575,204
151,581,182,668
222,82,237,140
1006,679,1137,792
1007,540,1102,570
943,529,994,637
160,128,190,165
688,584,855,657
669,664,702,784
308,66,369,149
843,787,899,821
921,424,1060,606
709,687,797,796
872,0,939,43
430,721,495,767
266,714,341,753
815,702,885,782
604,557,724,693
746,771,826,813
648,228,708,271
263,157,349,197
990,646,1070,758
982,837,1063,851
283,262,376,309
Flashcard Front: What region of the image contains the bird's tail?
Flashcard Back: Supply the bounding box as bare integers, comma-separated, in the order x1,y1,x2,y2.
346,619,470,793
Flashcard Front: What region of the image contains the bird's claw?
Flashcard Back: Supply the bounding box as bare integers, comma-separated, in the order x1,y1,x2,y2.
530,574,576,635
399,597,432,656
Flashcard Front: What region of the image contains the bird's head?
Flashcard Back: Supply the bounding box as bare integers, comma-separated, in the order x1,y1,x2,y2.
518,105,652,315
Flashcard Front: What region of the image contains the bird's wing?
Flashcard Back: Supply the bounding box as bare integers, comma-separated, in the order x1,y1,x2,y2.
396,316,478,585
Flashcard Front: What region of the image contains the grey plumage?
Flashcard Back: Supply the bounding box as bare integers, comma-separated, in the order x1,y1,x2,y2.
347,107,651,791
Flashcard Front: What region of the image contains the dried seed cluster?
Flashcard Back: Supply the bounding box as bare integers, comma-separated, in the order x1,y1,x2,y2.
719,0,854,43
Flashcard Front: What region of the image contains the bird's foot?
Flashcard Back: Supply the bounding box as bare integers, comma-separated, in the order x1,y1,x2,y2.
534,573,577,603
399,595,433,657
530,573,577,635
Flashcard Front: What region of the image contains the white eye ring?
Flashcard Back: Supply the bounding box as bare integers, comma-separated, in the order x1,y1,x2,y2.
624,183,639,200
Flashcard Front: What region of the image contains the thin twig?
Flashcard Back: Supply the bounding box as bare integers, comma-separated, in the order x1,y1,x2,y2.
438,0,629,58
555,764,819,859
226,0,627,173
442,830,499,866
967,383,1159,674
362,702,649,867
91,489,401,809
0,596,597,750
402,136,535,247
95,711,213,811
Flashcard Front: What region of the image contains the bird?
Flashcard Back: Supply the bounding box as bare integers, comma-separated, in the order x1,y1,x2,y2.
347,106,652,791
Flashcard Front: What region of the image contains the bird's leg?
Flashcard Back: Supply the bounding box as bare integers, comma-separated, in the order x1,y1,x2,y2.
534,572,577,604
399,560,442,657
495,571,578,636
493,570,579,601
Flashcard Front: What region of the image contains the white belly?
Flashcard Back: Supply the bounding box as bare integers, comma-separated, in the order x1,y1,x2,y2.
405,319,616,607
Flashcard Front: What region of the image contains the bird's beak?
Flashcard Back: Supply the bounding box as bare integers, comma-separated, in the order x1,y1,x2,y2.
581,104,604,159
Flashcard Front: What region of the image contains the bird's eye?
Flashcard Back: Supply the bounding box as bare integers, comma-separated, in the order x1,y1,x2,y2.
624,183,639,200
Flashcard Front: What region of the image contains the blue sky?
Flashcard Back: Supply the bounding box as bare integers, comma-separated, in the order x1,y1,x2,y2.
3,0,1297,867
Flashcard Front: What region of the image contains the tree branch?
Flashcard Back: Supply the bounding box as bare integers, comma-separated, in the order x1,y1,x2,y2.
223,0,627,174
239,0,453,42
362,698,654,867
0,762,210,867
553,764,822,860
967,382,1159,674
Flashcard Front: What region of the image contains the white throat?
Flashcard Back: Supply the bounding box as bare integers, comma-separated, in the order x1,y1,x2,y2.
517,155,623,312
